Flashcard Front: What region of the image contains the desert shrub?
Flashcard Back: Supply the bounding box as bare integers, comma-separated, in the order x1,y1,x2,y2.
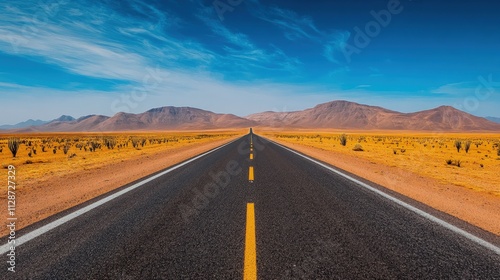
63,145,70,155
454,140,462,153
352,143,364,151
25,160,33,164
89,141,99,152
339,134,347,146
131,137,140,148
8,138,20,157
104,137,117,149
464,141,471,153
446,159,461,167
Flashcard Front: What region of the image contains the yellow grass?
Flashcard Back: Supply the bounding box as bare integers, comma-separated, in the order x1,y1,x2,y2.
0,130,244,191
262,130,500,196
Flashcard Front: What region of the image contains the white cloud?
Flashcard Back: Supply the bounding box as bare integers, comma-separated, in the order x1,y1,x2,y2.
431,82,476,96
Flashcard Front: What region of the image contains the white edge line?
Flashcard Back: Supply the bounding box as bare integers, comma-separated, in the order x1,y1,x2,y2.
266,137,500,256
0,137,241,254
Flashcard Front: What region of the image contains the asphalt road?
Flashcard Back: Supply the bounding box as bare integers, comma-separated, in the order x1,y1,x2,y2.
2,133,500,279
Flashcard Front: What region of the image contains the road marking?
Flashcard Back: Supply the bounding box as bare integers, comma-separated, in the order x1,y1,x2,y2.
0,137,242,254
248,166,254,182
250,153,253,160
244,203,257,280
267,137,500,256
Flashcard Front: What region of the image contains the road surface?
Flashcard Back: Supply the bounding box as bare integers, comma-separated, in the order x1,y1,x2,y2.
2,133,499,279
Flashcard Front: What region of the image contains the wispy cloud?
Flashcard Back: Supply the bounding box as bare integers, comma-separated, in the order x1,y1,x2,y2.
255,6,321,41
246,0,350,65
194,3,301,75
431,82,477,96
323,31,351,64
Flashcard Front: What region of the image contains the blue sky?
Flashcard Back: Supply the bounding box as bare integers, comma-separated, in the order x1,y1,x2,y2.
1,0,499,124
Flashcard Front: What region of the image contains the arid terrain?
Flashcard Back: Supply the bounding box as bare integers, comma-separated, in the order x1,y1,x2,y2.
1,101,499,237
0,130,244,236
262,129,500,234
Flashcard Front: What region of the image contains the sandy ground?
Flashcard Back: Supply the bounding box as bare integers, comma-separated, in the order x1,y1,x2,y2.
270,138,500,235
0,136,238,237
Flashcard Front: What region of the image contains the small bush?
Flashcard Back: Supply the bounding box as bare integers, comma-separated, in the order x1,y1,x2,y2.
339,134,347,146
464,141,471,153
446,159,461,167
454,140,462,153
352,143,364,151
8,138,20,157
63,145,70,155
24,160,33,164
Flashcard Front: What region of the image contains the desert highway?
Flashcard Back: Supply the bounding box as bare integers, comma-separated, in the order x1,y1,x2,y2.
2,133,500,279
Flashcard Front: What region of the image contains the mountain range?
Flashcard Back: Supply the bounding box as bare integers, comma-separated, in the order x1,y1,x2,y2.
0,115,75,130
2,101,500,132
486,116,500,124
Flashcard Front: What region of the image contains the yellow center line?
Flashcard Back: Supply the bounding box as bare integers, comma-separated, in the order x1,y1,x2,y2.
248,166,254,182
244,203,257,280
250,153,253,160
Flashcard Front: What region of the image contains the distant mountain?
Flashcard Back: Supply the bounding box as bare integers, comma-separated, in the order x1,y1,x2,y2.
5,102,500,133
0,119,48,130
246,100,500,131
13,107,256,132
53,115,75,122
0,115,75,130
486,117,500,124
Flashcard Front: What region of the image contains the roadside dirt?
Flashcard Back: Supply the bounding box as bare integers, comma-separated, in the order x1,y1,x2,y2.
1,136,238,237
271,138,500,235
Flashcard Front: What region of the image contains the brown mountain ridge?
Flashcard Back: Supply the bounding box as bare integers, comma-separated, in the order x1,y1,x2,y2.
6,101,500,132
246,100,500,131
14,107,256,132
